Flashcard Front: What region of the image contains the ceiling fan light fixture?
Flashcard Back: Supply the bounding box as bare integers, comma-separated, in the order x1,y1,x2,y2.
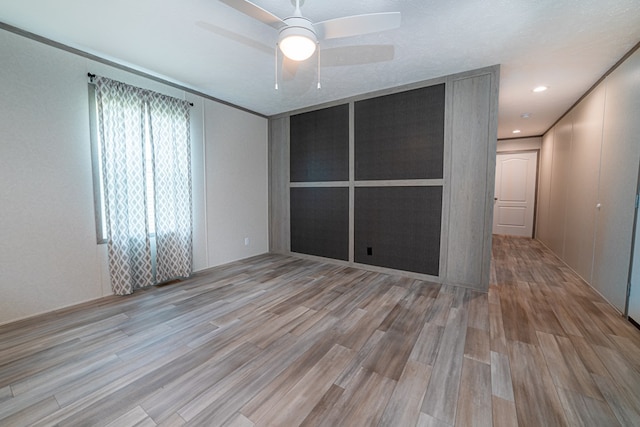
278,17,317,61
279,34,316,61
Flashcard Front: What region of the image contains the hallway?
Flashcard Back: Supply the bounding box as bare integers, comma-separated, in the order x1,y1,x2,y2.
490,235,640,426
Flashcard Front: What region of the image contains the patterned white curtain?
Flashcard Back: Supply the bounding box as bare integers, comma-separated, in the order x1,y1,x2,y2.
94,76,192,295
148,94,193,283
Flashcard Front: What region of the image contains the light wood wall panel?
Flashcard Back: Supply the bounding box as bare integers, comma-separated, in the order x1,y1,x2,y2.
269,117,290,254
445,72,499,290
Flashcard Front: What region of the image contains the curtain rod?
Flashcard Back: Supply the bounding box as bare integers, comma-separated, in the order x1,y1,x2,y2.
87,73,194,107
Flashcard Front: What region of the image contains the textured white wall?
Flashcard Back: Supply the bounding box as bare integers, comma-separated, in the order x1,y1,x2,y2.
0,30,108,325
535,130,554,244
496,136,541,152
204,100,269,266
537,47,640,312
0,29,269,325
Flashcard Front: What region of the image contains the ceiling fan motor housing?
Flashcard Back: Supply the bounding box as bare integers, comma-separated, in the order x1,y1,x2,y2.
278,16,318,61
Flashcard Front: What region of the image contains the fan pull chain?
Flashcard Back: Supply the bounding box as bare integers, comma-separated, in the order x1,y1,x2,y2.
275,43,279,90
317,42,321,89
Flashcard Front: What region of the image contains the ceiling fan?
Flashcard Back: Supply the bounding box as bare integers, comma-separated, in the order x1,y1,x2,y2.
218,0,401,62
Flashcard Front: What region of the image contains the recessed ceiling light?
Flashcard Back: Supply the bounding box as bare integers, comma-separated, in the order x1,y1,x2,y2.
513,129,522,134
521,113,531,119
533,86,548,93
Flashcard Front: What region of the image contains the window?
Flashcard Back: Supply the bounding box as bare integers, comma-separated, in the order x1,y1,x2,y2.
88,83,108,243
89,84,183,243
88,75,192,295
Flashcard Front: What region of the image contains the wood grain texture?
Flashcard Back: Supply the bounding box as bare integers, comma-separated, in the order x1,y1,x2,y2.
104,405,156,427
420,306,468,424
464,326,490,364
251,344,353,426
491,396,517,427
1,236,639,426
298,383,344,427
490,351,514,402
445,70,498,291
555,387,619,427
491,235,640,426
537,331,603,400
508,340,568,427
268,116,290,253
417,412,452,427
314,367,396,427
378,360,431,427
488,299,508,354
225,413,255,427
592,374,640,426
455,357,492,427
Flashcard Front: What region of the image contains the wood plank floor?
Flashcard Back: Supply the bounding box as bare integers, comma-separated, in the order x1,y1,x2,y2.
1,235,640,426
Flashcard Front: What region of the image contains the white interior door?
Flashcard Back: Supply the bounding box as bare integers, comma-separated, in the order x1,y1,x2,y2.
493,151,537,237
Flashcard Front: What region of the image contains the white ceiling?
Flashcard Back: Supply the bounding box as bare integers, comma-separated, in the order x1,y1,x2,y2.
1,0,639,138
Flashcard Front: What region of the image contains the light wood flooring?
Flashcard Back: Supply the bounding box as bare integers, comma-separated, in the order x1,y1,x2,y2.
1,236,640,426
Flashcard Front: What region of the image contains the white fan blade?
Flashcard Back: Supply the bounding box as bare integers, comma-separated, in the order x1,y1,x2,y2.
219,0,287,30
321,45,395,67
196,21,274,55
314,12,401,40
